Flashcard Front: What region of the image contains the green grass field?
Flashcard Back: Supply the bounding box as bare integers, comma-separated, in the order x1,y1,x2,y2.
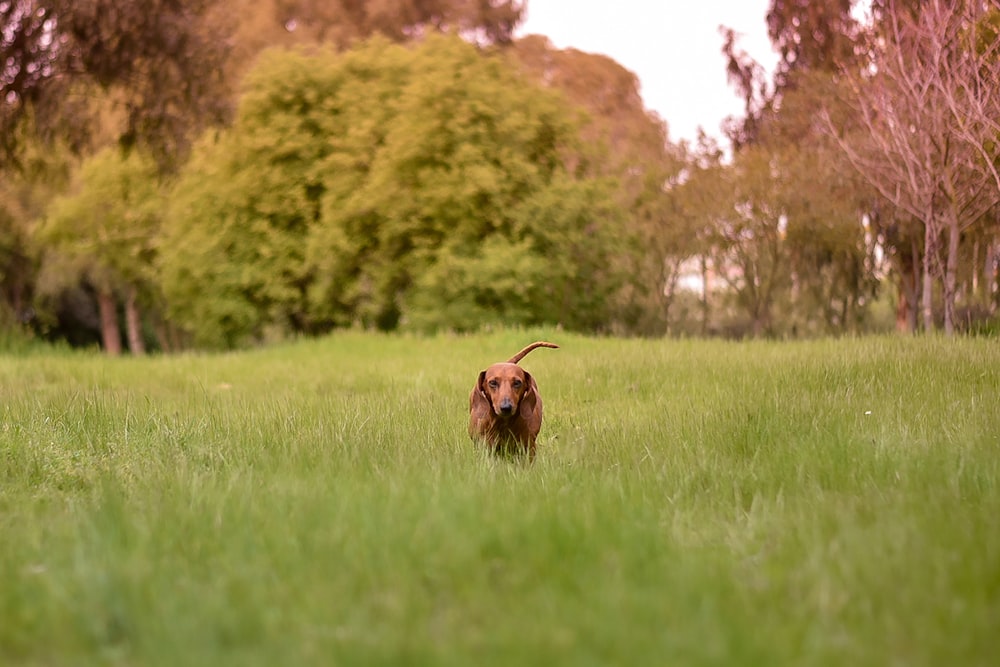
2,331,998,666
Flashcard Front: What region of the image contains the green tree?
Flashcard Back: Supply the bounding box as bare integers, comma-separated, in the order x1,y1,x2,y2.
762,71,881,335
160,40,413,347
405,175,625,332
778,143,880,335
37,147,162,354
313,35,609,331
623,137,713,336
657,137,732,336
161,35,622,345
0,206,32,328
0,120,75,332
704,147,790,337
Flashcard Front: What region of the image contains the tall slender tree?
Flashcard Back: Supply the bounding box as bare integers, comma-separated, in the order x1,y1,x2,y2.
827,0,1000,334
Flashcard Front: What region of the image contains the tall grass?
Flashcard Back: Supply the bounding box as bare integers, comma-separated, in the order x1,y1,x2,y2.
2,332,998,666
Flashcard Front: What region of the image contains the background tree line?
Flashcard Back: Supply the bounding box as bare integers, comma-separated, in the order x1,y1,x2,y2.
1,0,998,352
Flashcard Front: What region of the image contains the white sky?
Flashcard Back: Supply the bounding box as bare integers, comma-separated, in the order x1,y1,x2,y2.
516,0,779,144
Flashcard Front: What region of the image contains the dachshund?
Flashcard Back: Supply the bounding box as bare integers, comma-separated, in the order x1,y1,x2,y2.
468,341,558,461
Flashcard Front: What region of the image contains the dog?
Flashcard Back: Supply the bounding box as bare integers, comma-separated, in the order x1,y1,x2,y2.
468,341,558,461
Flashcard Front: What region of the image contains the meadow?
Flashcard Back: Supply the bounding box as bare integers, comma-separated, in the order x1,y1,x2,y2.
1,331,998,666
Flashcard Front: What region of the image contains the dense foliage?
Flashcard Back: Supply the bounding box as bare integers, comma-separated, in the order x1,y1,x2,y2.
158,37,624,346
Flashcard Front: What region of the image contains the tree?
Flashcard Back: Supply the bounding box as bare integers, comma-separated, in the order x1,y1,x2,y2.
723,0,861,148
220,0,525,100
778,145,880,335
721,0,998,335
511,34,687,335
636,135,726,336
1,0,232,169
160,36,623,346
706,147,791,337
511,35,669,171
826,0,1000,334
761,70,882,335
230,0,524,51
766,0,858,88
405,174,627,334
651,138,727,335
37,148,162,354
0,122,75,331
311,35,624,332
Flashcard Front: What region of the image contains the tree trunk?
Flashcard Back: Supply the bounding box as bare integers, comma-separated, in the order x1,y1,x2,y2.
660,258,680,336
895,289,908,332
124,285,146,355
921,224,936,332
700,255,710,336
752,299,771,338
988,241,999,315
971,238,980,299
942,219,961,336
896,281,912,333
97,289,122,356
153,317,171,353
909,238,921,332
894,239,919,334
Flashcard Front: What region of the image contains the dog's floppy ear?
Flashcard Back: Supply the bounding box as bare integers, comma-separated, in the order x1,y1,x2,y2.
519,371,538,420
471,370,491,418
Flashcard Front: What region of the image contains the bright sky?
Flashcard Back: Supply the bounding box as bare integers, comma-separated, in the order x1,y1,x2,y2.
517,0,779,144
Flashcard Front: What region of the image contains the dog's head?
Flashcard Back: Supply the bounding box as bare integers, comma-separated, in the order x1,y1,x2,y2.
475,362,536,419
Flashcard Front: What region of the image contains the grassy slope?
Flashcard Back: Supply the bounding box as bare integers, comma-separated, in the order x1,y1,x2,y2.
1,331,998,666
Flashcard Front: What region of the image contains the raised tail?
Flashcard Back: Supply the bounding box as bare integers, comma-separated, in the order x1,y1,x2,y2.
507,341,559,364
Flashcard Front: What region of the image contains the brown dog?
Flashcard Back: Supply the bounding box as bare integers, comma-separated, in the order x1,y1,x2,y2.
469,341,558,461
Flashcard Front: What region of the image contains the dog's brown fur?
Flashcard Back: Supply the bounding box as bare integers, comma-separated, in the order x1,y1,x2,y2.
468,341,558,461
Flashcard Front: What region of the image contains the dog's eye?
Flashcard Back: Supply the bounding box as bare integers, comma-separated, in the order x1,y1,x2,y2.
512,379,523,389
488,380,499,389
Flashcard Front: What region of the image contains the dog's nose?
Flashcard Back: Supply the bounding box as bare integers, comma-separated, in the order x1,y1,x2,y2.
499,399,514,415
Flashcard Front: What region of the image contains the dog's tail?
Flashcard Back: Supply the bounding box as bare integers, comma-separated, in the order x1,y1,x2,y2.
508,341,559,364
